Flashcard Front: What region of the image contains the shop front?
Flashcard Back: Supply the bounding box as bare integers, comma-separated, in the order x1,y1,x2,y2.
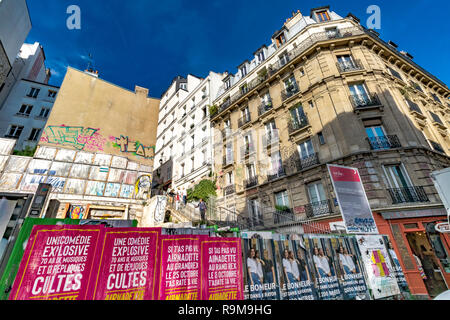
374,208,450,299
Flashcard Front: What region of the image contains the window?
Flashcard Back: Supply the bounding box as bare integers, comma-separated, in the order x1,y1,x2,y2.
248,199,263,225
299,68,305,76
202,149,208,164
290,103,306,125
240,65,247,78
405,98,422,114
318,132,325,145
240,83,249,95
298,139,315,160
242,106,250,121
337,55,357,71
27,87,40,98
246,163,256,179
316,10,330,22
257,51,265,63
387,67,403,80
261,92,272,108
6,125,24,139
180,83,187,90
265,120,278,143
307,182,326,205
225,143,233,163
181,164,185,177
28,128,41,141
325,27,338,38
308,101,314,109
409,80,423,93
48,90,57,98
275,33,286,48
224,78,231,90
270,151,283,173
349,83,370,104
38,107,50,118
383,164,413,190
275,190,290,208
284,75,298,93
429,111,443,125
226,171,234,185
366,126,391,150
191,157,195,172
17,104,33,116
279,52,289,66
431,93,441,104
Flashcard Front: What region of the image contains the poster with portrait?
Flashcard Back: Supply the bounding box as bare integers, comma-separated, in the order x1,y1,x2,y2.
382,235,409,294
305,235,343,300
333,237,370,300
355,235,401,299
241,231,280,300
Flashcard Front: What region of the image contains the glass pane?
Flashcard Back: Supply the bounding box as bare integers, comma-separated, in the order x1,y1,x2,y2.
308,185,319,203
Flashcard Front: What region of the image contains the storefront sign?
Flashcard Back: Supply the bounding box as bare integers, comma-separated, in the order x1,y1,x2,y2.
327,164,378,234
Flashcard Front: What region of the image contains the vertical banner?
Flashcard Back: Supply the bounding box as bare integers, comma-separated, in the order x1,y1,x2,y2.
9,225,104,300
306,236,343,300
241,232,280,300
156,235,203,300
355,235,401,299
91,228,160,300
334,237,369,299
200,237,244,300
327,164,378,234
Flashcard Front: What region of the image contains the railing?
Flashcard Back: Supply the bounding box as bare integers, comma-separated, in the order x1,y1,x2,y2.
367,135,402,150
387,186,429,204
214,26,365,117
223,185,236,196
267,166,286,181
281,84,300,101
336,59,363,73
244,176,259,189
258,100,273,116
295,153,320,171
273,208,294,225
238,114,251,128
288,116,309,134
349,93,382,109
305,200,333,218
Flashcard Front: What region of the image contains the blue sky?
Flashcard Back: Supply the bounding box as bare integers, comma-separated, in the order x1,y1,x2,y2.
25,0,450,98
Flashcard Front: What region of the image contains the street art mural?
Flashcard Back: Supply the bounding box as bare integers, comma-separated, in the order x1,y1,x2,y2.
68,205,86,219
40,125,106,152
135,175,151,200
111,135,155,159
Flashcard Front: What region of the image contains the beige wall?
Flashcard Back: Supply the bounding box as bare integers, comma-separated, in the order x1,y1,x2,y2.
39,67,160,167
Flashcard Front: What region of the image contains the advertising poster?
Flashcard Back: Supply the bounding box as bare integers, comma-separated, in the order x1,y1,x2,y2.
156,235,203,300
92,228,160,300
306,236,343,300
9,225,104,300
327,164,378,234
355,235,401,299
200,237,243,300
382,236,409,294
334,237,369,300
241,232,280,300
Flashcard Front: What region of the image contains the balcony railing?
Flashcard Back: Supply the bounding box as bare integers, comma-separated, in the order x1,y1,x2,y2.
273,208,294,225
281,84,300,101
288,116,309,134
336,59,363,73
267,166,286,181
305,200,333,218
214,26,365,118
244,176,259,189
238,114,252,128
367,135,402,150
387,186,429,204
295,153,320,171
350,93,382,109
258,101,273,116
223,185,235,196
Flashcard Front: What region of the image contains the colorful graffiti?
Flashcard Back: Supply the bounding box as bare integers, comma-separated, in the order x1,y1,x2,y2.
68,205,86,219
41,125,106,152
111,135,155,159
135,175,151,200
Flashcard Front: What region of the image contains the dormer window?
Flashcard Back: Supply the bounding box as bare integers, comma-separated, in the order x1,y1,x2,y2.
240,65,247,78
180,83,187,90
224,77,232,90
275,33,287,48
316,10,330,22
257,51,265,63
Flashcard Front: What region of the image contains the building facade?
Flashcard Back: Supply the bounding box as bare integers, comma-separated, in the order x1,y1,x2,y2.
210,6,450,298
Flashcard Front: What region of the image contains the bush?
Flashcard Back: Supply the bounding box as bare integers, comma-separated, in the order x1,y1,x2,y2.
208,105,218,116
13,146,37,157
187,179,217,202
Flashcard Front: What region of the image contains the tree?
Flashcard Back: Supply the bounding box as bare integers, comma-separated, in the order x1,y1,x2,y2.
187,179,217,202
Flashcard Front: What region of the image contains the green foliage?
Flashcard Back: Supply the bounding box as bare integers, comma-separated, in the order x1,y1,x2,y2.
208,105,218,116
13,146,37,157
187,179,217,202
275,205,290,212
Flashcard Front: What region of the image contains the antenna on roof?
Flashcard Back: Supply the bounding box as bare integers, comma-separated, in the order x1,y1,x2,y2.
84,52,99,77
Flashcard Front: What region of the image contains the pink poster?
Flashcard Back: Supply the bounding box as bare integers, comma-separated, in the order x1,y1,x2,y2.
200,238,244,300
156,235,204,300
9,225,104,300
91,228,160,300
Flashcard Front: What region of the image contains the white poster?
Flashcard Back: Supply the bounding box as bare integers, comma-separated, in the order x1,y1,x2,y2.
355,235,401,299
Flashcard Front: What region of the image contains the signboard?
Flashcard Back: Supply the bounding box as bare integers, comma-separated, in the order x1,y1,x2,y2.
327,164,378,234
355,235,401,299
9,225,104,300
431,168,450,223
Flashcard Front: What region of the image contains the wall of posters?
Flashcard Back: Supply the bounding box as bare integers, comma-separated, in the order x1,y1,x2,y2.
382,235,409,294
355,235,401,299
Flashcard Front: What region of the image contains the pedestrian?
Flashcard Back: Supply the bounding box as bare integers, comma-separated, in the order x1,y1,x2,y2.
182,187,187,206
196,198,207,225
175,189,180,210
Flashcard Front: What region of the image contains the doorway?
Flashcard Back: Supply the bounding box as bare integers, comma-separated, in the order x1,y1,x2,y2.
406,231,448,297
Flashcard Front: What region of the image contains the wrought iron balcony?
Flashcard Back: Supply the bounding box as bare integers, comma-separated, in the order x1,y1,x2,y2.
244,176,259,189
273,208,294,225
288,116,309,134
350,93,382,109
367,135,402,150
281,84,300,101
238,113,252,128
223,184,235,196
258,100,273,116
219,99,231,113
267,166,286,181
336,59,363,73
305,200,333,218
295,153,320,171
387,186,429,204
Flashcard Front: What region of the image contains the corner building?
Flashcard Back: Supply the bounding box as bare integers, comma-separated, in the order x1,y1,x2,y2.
210,6,450,298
